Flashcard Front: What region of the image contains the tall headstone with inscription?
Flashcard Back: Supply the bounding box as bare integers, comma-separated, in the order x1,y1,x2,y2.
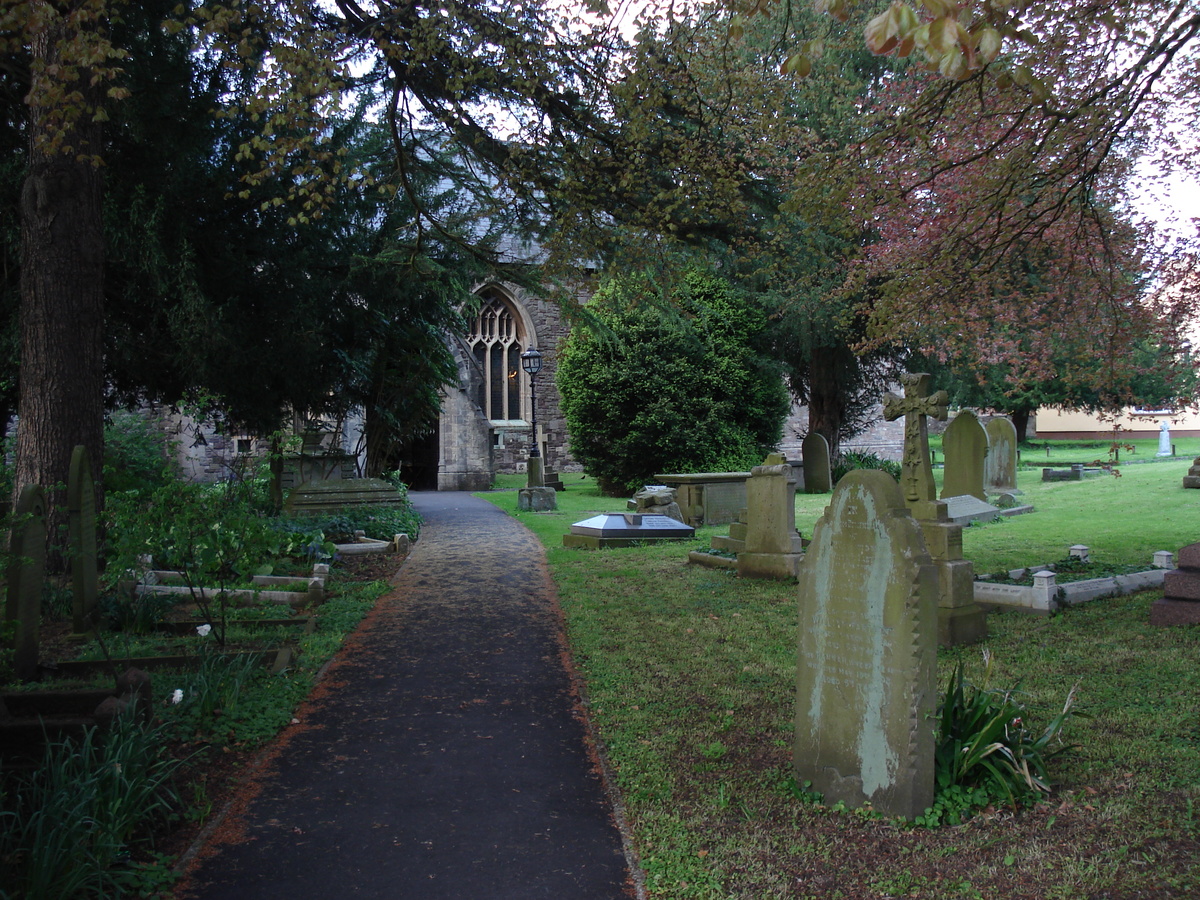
794,469,937,819
69,446,100,633
802,432,832,494
984,417,1019,494
940,410,988,502
738,453,805,580
884,374,987,646
5,484,47,680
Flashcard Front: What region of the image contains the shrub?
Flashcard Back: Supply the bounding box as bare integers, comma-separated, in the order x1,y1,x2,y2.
105,482,295,645
103,409,179,494
557,269,789,495
831,450,902,485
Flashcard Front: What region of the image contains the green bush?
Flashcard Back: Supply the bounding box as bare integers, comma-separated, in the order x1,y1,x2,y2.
831,450,902,485
103,409,179,494
557,269,789,495
105,482,303,645
279,502,421,545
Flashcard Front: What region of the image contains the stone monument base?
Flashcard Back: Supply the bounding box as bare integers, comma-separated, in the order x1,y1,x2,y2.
938,604,989,647
518,486,557,511
737,551,804,580
1150,598,1200,626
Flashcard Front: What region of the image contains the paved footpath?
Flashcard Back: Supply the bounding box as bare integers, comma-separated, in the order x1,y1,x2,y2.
180,492,636,899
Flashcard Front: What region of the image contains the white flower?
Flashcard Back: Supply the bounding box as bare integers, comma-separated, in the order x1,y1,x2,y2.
171,689,184,705
196,624,212,637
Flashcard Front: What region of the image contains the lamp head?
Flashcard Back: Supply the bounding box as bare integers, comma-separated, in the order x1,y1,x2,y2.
520,347,543,377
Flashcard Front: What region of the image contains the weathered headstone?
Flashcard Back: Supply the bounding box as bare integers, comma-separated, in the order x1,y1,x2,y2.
794,469,937,819
984,417,1019,494
6,484,47,680
68,445,100,633
941,410,989,501
738,453,805,580
1157,421,1172,457
802,432,832,494
884,374,986,646
518,485,557,511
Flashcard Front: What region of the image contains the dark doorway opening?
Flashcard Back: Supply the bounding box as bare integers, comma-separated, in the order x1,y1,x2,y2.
397,424,439,490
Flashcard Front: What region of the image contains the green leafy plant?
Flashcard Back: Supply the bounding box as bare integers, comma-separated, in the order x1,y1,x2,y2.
103,409,180,494
832,451,902,485
932,651,1081,815
105,482,291,645
281,500,421,545
0,712,183,899
101,589,177,634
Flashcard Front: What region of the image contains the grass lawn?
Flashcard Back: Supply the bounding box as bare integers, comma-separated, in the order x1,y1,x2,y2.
482,463,1200,899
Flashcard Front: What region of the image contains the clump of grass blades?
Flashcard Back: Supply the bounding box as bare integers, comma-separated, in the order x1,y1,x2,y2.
0,712,183,899
160,649,266,742
932,650,1082,818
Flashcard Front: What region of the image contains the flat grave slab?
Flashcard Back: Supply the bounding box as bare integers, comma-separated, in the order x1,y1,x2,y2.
564,513,695,548
943,494,1035,525
285,478,406,514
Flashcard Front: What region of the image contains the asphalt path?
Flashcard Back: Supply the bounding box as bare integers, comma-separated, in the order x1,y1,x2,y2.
180,491,635,899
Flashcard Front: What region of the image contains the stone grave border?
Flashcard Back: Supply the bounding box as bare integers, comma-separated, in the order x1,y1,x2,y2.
136,562,329,607
973,547,1173,615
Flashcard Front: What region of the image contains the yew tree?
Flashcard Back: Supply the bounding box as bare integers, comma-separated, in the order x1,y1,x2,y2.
1,0,627,522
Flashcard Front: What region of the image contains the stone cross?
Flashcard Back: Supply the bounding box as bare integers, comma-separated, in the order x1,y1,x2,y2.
882,373,948,504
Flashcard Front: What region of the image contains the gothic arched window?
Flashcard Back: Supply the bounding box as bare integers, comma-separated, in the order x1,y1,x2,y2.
466,291,528,422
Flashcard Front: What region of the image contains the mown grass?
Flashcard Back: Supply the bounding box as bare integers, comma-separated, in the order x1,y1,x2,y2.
482,463,1200,898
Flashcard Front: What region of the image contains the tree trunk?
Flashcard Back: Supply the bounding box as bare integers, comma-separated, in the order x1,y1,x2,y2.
806,344,847,458
1011,408,1032,444
14,16,106,558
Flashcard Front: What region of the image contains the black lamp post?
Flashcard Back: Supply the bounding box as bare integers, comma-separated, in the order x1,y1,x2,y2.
520,348,544,485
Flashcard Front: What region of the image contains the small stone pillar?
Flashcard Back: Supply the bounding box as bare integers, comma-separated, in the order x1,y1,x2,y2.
526,456,544,488
1031,571,1058,614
